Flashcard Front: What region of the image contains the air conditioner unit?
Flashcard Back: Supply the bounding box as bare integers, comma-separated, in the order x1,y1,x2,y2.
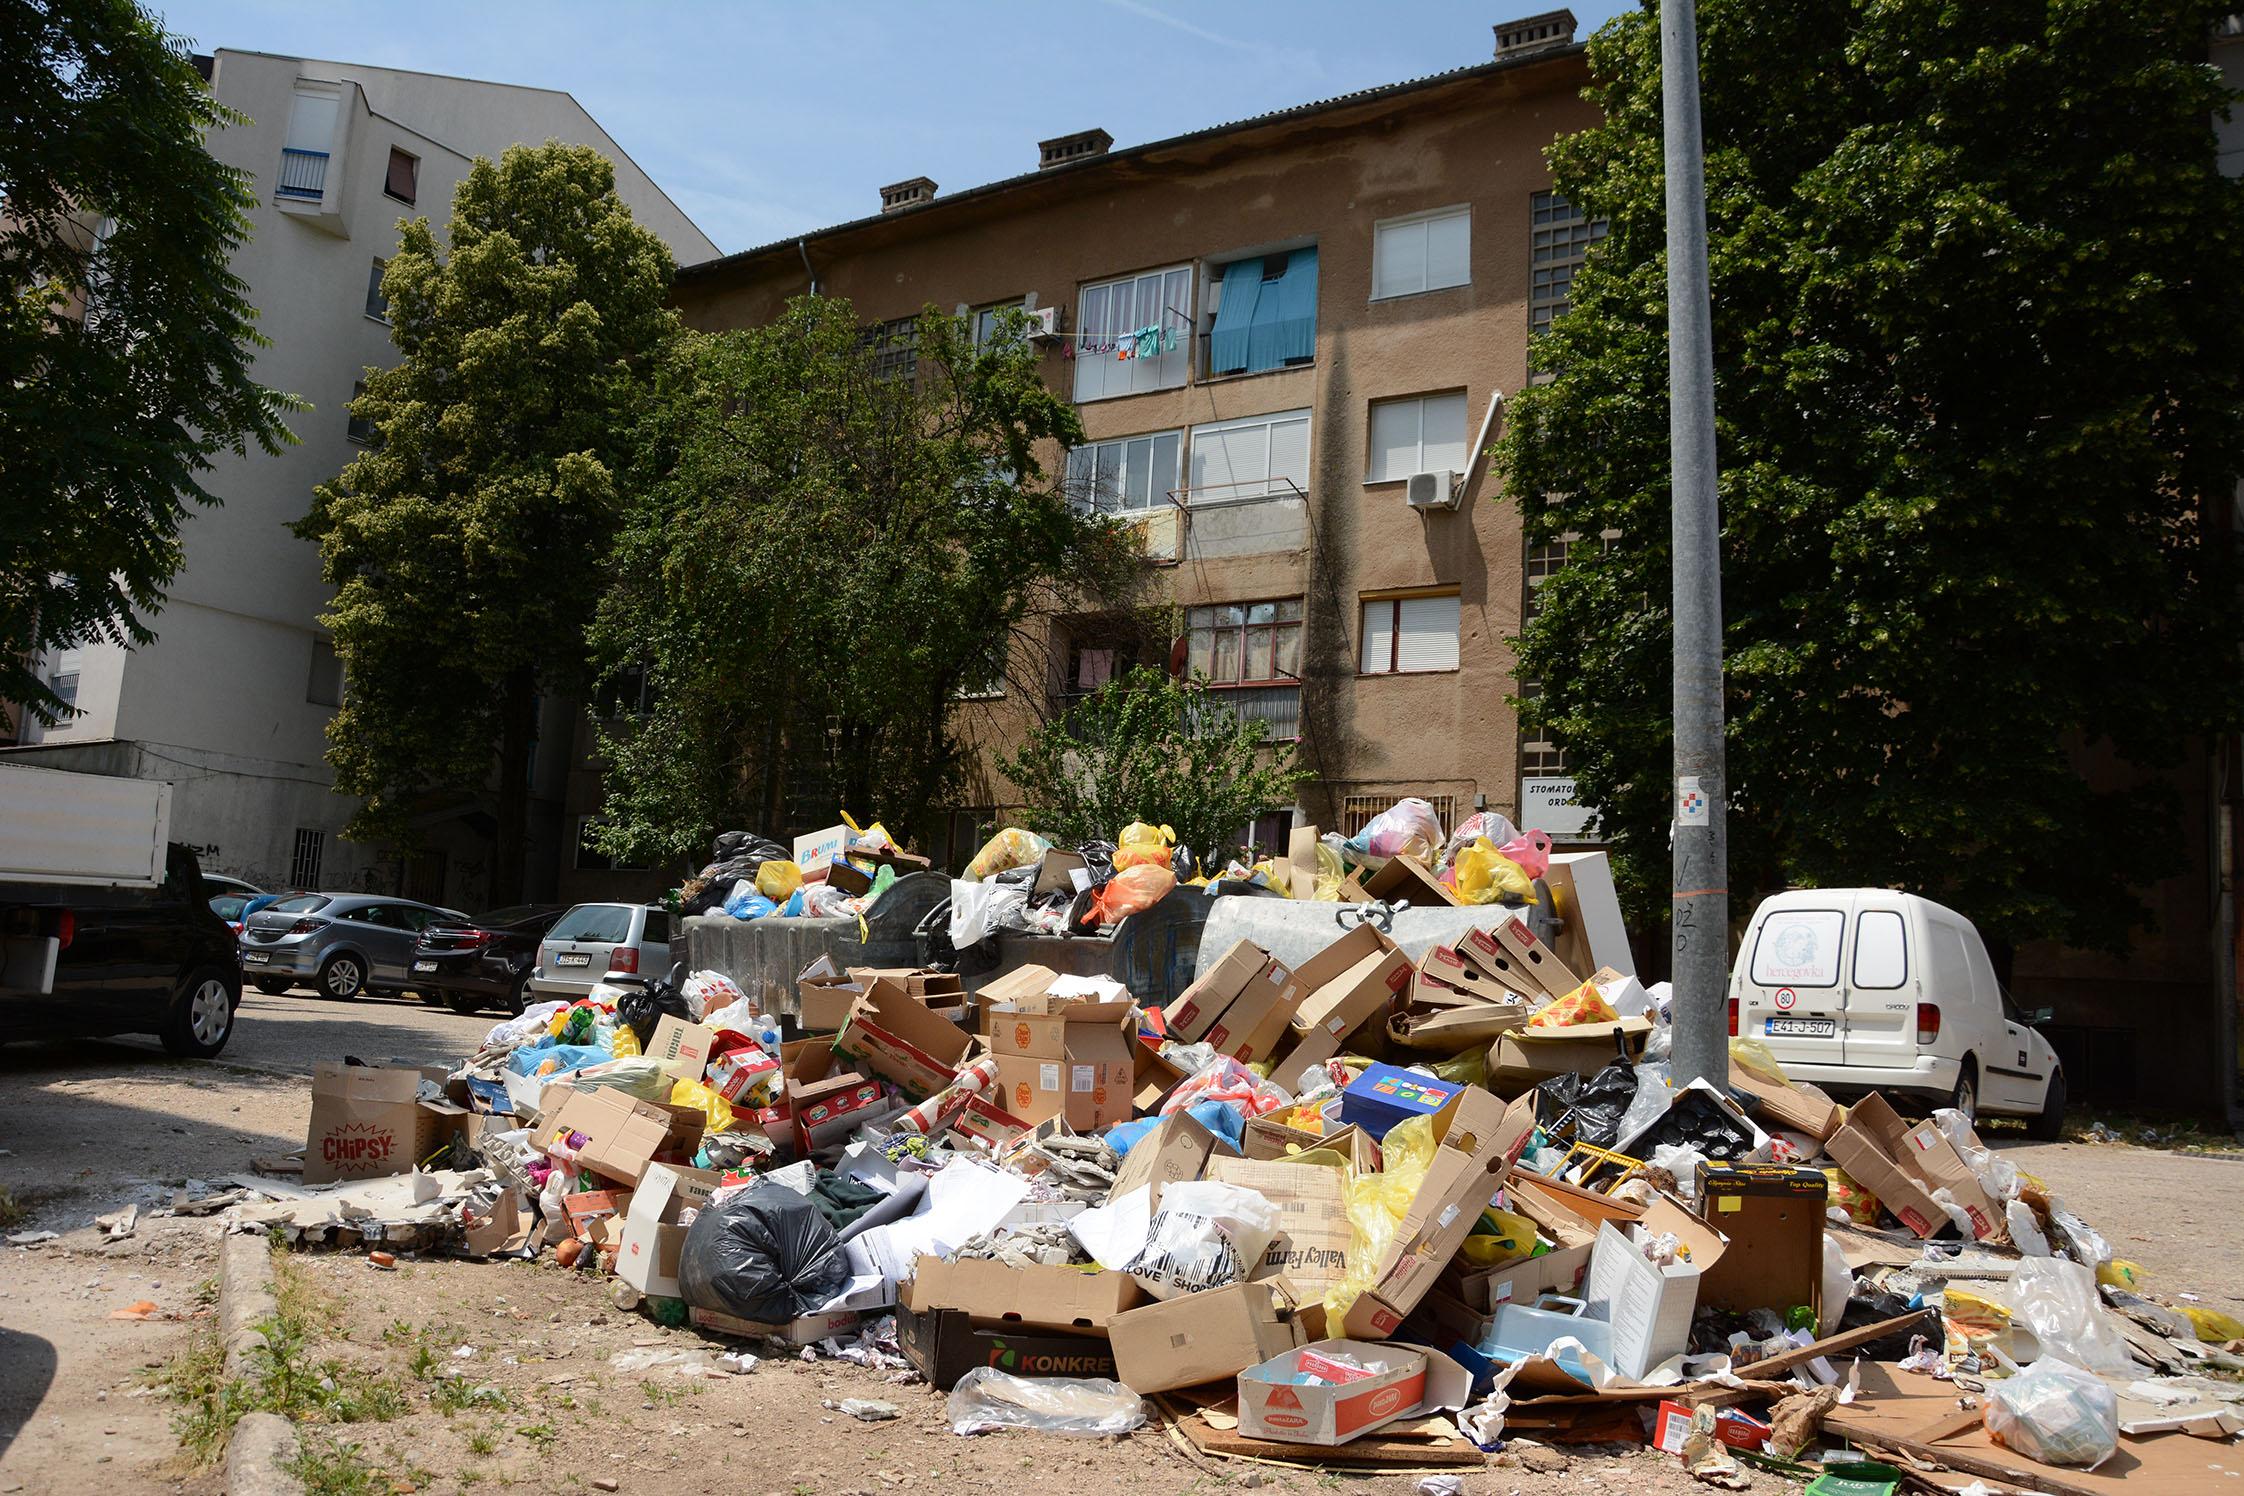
1405,470,1462,511
1024,305,1061,340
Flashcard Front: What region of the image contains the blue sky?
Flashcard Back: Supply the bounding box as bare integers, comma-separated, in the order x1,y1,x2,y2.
149,1,1632,258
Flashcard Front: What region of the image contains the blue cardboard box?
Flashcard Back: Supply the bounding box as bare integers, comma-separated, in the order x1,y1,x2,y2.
1339,1062,1466,1140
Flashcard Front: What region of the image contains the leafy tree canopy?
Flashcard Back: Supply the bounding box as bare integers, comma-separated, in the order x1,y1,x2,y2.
590,298,1144,865
296,141,679,901
1,0,297,722
999,664,1310,862
1498,0,2244,955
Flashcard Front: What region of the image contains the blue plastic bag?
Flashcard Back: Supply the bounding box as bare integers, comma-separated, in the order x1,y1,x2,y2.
780,888,807,918
723,886,776,920
505,1041,611,1078
1105,1100,1244,1156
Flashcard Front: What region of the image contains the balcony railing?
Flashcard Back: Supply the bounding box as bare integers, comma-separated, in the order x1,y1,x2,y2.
277,148,329,201
1055,683,1300,742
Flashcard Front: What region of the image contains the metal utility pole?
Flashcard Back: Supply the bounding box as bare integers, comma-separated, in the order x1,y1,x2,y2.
1662,0,1730,1090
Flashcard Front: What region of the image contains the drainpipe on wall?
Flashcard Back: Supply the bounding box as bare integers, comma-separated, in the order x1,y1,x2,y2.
797,239,819,296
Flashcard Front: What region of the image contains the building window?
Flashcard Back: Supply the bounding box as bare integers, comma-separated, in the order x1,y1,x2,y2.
45,648,83,713
290,828,325,889
1066,430,1182,514
307,639,343,708
1530,190,1607,335
1367,391,1469,483
596,665,653,719
1360,592,1461,675
1073,264,1191,402
384,146,419,205
365,257,389,322
575,817,646,871
1187,408,1309,503
1372,206,1470,300
278,85,338,201
954,642,1007,700
860,315,918,381
970,300,1026,349
345,380,378,446
1205,248,1317,377
1341,793,1457,836
1187,599,1302,686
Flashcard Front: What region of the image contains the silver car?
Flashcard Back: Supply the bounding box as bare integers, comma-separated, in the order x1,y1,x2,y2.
527,902,673,1001
239,892,468,1000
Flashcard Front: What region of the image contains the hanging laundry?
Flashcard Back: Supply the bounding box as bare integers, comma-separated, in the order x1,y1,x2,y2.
1136,325,1161,359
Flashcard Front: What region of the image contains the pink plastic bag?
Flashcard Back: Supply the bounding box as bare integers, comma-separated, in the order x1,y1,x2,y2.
1499,829,1553,879
1352,797,1445,859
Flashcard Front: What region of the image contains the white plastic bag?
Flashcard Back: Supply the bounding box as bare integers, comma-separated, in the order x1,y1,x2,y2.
1984,1357,2118,1468
1349,796,1445,859
1819,1231,1854,1336
1123,1180,1280,1297
1932,1107,2020,1203
948,878,1027,950
680,970,745,1023
2005,1200,2052,1258
947,1369,1145,1437
2000,1260,2137,1377
484,1001,567,1051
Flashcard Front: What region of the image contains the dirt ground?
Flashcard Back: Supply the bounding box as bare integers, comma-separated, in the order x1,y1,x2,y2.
2,993,2240,1493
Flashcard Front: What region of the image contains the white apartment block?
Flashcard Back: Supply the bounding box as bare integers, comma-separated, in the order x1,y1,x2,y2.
8,50,715,905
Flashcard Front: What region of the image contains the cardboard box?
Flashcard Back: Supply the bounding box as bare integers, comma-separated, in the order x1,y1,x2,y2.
1442,1240,1594,1314
1358,853,1464,907
792,824,851,878
787,1068,887,1153
1458,920,1558,1000
644,1015,716,1083
985,986,1137,1131
1286,825,1323,901
823,858,875,897
1108,1279,1313,1395
1694,1164,1827,1319
303,1063,461,1186
1506,1172,1644,1251
1726,1062,1843,1142
1236,1340,1473,1447
796,956,861,1033
896,1303,1118,1390
1131,1041,1190,1114
1201,955,1300,1065
1487,916,1583,997
1243,1118,1378,1173
1388,999,1530,1053
906,1256,1144,1333
614,1163,720,1298
1340,1062,1468,1141
1108,1110,1224,1209
1033,849,1089,897
835,977,975,1099
1339,1089,1535,1340
689,1305,861,1347
1419,942,1540,1003
1486,1020,1650,1094
1207,1156,1351,1300
1582,1200,1729,1379
947,1092,1033,1153
852,967,966,1003
1651,1401,1770,1456
1277,923,1414,1076
1823,1092,2001,1241
1164,940,1273,1041
542,1083,703,1188
707,1045,782,1105
562,1188,632,1241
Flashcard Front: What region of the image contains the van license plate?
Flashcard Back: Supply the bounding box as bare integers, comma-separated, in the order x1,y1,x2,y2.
555,953,590,967
1766,1016,1834,1038
241,951,269,965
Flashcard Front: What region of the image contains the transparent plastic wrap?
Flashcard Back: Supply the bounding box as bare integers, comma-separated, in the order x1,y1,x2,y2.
946,1369,1146,1436
1997,1259,2138,1377
1984,1357,2118,1468
962,827,1050,882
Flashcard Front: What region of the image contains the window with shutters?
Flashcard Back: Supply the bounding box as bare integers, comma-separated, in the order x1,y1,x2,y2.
1359,592,1461,675
384,147,419,205
1367,391,1469,482
1186,408,1309,503
1074,264,1191,402
1066,429,1182,514
1372,205,1470,300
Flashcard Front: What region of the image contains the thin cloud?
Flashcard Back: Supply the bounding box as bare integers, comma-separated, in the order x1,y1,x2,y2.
1096,0,1272,56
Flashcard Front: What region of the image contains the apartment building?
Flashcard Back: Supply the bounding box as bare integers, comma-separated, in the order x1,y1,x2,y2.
3,50,716,906
648,14,1601,896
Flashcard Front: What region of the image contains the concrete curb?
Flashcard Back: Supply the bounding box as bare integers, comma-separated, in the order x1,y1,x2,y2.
217,1233,302,1496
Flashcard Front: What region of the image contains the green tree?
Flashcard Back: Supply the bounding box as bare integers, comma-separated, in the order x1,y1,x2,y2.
590,298,1145,864
296,142,679,903
999,665,1310,863
1497,0,2244,957
2,0,297,723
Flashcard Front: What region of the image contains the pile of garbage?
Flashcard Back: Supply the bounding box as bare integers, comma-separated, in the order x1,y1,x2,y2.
681,816,932,923
252,826,2244,1487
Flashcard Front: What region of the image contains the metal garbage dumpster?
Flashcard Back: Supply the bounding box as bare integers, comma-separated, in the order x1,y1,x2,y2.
680,871,949,1020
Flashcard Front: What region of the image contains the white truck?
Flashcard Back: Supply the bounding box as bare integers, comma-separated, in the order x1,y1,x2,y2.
1729,888,2065,1138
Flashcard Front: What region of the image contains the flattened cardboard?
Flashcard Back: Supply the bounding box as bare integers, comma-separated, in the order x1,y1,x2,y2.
1339,1089,1531,1340
1286,825,1322,901
896,1303,1119,1390
1359,853,1464,908
689,1305,861,1347
1108,1279,1311,1394
1824,1091,2001,1241
1108,1110,1222,1209
1725,1061,1843,1142
1165,940,1272,1042
1693,1163,1826,1319
905,1256,1143,1332
644,1015,716,1083
1032,849,1088,898
1207,1156,1351,1300
1237,1340,1473,1447
834,977,974,1099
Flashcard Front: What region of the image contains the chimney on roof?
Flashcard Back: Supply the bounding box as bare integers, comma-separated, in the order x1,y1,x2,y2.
1493,8,1577,56
879,176,937,214
1038,128,1113,171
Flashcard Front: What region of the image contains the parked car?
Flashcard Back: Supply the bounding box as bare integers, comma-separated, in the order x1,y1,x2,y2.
200,873,265,901
1729,889,2065,1137
0,841,241,1057
208,892,253,937
410,904,567,1016
239,893,469,1000
526,902,673,1002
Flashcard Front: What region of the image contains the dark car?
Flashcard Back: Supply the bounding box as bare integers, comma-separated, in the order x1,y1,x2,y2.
1,843,241,1057
409,904,568,1015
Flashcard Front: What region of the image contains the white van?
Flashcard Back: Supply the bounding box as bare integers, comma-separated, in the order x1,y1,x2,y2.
1729,889,2064,1137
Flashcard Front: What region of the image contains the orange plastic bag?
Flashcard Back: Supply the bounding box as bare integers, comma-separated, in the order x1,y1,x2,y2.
1087,864,1176,925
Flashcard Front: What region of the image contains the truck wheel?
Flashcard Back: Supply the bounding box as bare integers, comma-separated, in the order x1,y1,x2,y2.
1950,1059,1979,1125
252,977,293,996
2026,1066,2067,1142
162,969,237,1058
317,954,365,1000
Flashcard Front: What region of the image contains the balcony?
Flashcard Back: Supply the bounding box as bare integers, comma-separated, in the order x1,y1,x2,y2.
1054,682,1300,743
277,148,329,202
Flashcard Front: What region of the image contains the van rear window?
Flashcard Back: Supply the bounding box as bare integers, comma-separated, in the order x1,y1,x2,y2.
1749,909,1844,987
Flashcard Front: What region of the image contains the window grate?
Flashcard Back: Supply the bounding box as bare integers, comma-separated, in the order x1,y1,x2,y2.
290,828,325,889
1529,191,1608,335
1338,793,1458,838
859,316,919,381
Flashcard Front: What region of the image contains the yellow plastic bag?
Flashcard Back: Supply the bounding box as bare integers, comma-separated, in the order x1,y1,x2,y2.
1529,979,1619,1030
1428,1046,1490,1091
963,827,1050,881
1729,1037,1790,1087
1326,1111,1438,1325
1454,839,1535,905
2181,1306,2244,1343
668,1077,736,1135
1248,857,1295,896
756,858,803,900
1114,820,1176,871
1311,842,1349,901
2095,1259,2145,1291
609,1023,642,1060
840,809,897,853
1456,1207,1540,1268
1823,1166,1880,1227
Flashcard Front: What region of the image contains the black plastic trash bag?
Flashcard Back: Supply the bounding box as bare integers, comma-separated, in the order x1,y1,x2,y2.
616,980,693,1049
677,1183,850,1323
1559,1057,1639,1150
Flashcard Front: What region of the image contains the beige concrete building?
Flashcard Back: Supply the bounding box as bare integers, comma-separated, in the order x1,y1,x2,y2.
648,15,1600,890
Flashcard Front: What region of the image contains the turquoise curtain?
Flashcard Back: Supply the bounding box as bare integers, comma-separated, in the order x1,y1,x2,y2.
1208,256,1266,374
1211,249,1318,375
